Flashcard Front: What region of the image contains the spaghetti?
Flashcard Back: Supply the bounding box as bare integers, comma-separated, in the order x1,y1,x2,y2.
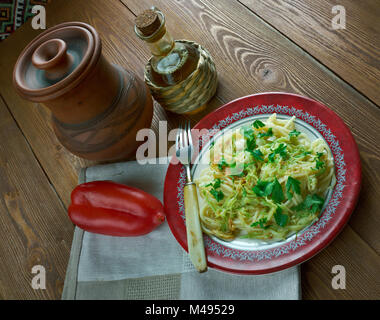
195,114,335,241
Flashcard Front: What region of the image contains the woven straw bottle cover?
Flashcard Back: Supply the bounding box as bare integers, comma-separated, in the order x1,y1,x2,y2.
134,7,218,115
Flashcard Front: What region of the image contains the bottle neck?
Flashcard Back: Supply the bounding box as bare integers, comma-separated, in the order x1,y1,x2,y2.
146,28,175,57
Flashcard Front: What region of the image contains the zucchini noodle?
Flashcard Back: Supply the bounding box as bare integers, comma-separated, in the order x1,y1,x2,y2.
195,114,336,241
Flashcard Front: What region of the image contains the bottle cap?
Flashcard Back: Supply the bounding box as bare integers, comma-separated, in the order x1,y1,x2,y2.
135,8,166,43
135,9,161,37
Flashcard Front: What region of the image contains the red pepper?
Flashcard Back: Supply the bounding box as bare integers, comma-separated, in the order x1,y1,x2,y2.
68,181,166,237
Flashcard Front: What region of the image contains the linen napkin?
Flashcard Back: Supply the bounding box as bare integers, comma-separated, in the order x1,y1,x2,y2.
62,159,301,300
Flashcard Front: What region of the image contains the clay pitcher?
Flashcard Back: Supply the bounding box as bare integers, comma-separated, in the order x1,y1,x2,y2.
13,22,153,161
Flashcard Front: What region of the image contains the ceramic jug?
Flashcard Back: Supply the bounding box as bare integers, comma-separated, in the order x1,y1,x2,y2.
13,22,153,161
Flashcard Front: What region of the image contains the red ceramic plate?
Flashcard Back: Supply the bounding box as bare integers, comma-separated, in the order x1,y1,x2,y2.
164,92,361,274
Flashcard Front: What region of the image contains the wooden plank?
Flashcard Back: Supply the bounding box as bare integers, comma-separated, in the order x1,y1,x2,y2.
240,0,380,106
0,96,73,299
0,0,378,299
301,226,380,300
301,226,380,299
121,0,380,299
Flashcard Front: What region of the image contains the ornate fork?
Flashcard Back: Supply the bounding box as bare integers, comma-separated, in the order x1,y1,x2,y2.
176,121,207,273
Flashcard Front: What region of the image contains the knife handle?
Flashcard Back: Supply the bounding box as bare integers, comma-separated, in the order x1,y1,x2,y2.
184,182,208,273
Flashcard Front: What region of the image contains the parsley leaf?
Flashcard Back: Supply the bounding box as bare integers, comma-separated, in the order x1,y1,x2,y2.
274,143,288,160
312,152,325,170
257,128,273,138
315,160,325,170
268,143,288,162
210,189,224,202
253,120,265,129
250,217,271,229
253,178,284,203
217,158,228,170
246,138,257,152
274,206,288,227
206,178,222,189
289,130,301,138
212,178,221,189
218,158,237,171
286,176,301,200
271,178,285,203
244,128,257,154
253,180,272,197
268,152,276,163
250,149,264,161
293,194,325,213
241,126,255,138
304,194,325,213
295,151,312,158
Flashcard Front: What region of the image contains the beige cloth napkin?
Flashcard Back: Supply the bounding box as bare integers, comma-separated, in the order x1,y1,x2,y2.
62,159,301,300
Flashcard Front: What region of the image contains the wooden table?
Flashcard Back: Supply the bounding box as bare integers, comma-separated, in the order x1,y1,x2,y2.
0,0,379,300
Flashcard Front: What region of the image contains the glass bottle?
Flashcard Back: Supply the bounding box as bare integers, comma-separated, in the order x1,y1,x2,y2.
135,7,218,114
135,8,199,87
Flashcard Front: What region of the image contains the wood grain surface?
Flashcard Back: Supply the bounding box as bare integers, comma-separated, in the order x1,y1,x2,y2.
0,0,379,299
240,0,380,106
0,96,73,299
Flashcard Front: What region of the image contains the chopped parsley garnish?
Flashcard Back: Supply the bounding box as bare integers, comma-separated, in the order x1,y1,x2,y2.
213,178,222,189
274,143,288,159
241,126,255,139
293,194,325,213
253,180,272,197
206,178,222,189
251,217,271,229
313,152,325,170
286,176,301,200
217,158,229,170
268,143,288,162
244,127,261,160
210,188,224,202
270,178,285,203
244,133,257,154
250,149,264,161
257,128,273,138
274,206,288,227
253,178,284,203
289,130,301,138
268,152,276,163
228,161,237,169
295,151,312,158
207,178,224,202
253,120,265,129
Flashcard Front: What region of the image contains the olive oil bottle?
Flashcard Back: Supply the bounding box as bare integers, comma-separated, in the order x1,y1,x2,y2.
135,8,218,114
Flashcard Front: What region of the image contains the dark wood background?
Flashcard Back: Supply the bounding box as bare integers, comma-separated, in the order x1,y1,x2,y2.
0,0,379,299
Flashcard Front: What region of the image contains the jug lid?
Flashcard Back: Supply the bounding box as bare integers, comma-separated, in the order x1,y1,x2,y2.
13,22,101,102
